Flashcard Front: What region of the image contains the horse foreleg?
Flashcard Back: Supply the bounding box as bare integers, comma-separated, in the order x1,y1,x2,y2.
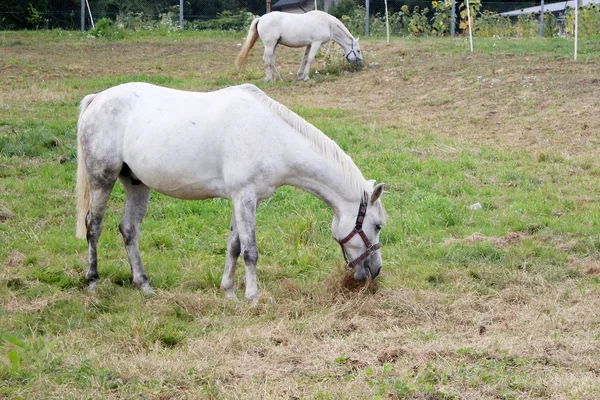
118,177,153,295
85,183,115,292
232,194,259,304
220,210,240,300
297,46,311,80
301,42,323,81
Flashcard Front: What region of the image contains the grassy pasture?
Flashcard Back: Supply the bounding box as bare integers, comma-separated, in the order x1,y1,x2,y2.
1,30,600,398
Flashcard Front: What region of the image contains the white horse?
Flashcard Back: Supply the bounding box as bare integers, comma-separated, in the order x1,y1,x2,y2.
235,10,363,82
76,82,386,303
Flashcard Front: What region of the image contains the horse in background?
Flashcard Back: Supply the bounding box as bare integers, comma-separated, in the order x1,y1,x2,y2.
235,11,363,82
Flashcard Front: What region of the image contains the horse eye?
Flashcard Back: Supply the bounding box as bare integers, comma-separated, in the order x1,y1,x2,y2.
375,224,382,231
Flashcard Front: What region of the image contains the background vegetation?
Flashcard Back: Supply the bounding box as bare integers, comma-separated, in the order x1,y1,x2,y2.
3,0,600,38
1,28,600,398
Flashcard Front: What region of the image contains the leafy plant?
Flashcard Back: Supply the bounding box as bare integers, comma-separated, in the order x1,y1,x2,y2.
459,0,481,32
408,6,432,36
89,17,127,40
195,10,255,32
431,0,454,35
565,4,600,37
25,4,45,30
329,0,359,19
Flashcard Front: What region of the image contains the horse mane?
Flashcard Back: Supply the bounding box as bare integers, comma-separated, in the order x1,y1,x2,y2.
241,84,367,197
328,14,355,41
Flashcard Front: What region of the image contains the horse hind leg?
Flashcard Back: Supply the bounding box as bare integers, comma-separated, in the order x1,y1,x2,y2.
300,42,323,81
262,41,281,82
220,210,241,300
231,193,260,304
118,169,153,295
270,46,282,81
85,173,119,292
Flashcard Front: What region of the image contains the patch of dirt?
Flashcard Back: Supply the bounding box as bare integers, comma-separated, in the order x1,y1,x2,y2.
0,204,14,222
3,250,24,269
568,257,600,276
377,347,408,364
444,231,530,248
500,286,532,305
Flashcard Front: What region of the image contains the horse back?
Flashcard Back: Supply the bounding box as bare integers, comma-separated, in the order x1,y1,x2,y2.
78,83,291,200
258,11,333,46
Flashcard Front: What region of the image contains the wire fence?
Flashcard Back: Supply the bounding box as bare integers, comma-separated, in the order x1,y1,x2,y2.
1,0,598,39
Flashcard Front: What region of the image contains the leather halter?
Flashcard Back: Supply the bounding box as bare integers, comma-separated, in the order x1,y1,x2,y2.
337,195,382,269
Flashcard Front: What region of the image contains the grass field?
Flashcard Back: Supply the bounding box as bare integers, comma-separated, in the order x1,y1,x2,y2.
1,30,600,399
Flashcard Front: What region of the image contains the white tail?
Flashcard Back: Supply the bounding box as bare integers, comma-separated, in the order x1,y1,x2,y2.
235,18,260,69
75,94,96,239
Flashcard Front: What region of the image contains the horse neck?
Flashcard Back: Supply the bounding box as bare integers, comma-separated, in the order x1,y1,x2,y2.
283,149,366,216
330,19,353,52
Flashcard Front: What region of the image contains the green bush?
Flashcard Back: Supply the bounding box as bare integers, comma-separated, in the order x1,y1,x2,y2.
476,12,515,37
565,4,600,37
194,10,255,32
89,17,127,40
25,4,45,30
329,0,359,19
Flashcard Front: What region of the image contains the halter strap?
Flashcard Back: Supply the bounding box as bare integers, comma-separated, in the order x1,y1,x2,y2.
337,194,382,269
345,40,358,62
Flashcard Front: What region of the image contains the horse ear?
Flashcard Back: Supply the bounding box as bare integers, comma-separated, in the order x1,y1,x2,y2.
370,183,385,203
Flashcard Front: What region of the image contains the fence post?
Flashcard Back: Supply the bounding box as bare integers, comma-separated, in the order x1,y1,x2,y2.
365,0,370,36
180,0,183,29
81,0,85,31
451,0,456,38
539,0,545,37
574,0,580,60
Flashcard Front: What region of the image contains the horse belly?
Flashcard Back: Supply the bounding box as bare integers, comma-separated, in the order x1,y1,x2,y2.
123,127,227,200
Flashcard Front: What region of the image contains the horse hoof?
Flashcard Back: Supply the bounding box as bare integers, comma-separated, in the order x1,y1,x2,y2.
88,281,98,293
140,283,155,297
246,295,259,307
223,290,238,301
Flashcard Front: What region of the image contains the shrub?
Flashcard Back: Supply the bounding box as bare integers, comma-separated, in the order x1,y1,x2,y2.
329,0,359,19
475,12,515,37
195,10,255,32
25,4,45,30
89,17,127,40
565,4,600,37
408,6,432,36
431,0,454,36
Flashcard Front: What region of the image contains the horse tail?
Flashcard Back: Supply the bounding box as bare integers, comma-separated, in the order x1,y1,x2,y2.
75,93,96,239
235,17,260,69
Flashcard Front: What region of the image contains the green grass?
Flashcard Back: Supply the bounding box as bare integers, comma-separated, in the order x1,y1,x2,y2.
1,31,600,398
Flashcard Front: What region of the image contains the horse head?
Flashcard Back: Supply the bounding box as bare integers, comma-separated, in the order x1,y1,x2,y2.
333,181,386,281
345,37,363,66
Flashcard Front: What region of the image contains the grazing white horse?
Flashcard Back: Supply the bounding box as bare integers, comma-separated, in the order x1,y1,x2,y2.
76,82,386,303
235,10,363,82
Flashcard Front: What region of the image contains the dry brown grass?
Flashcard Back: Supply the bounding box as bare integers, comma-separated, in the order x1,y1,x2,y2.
2,32,600,398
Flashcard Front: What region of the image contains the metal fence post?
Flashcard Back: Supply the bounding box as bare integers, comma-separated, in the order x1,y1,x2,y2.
81,0,85,31
365,0,370,37
451,0,456,38
180,0,183,29
539,0,545,37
